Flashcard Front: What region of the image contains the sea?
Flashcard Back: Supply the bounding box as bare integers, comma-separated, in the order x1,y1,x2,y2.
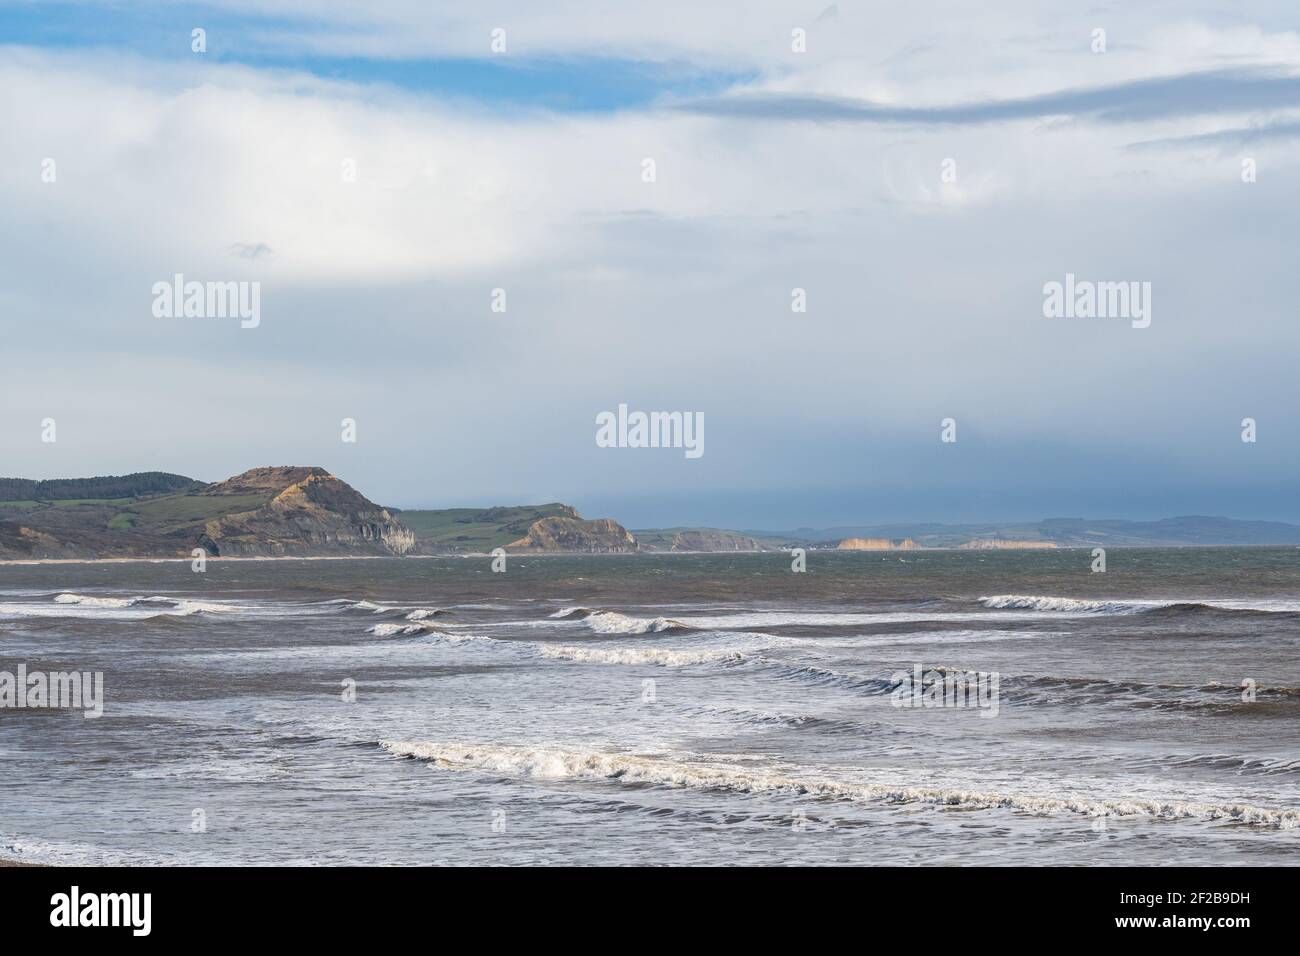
1,548,1298,866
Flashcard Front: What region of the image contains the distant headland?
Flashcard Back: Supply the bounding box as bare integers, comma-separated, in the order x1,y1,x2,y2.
2,468,1297,560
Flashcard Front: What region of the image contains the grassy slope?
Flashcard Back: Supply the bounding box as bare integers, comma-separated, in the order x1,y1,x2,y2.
632,526,789,549
2,491,274,538
126,492,271,533
0,498,143,509
397,504,573,551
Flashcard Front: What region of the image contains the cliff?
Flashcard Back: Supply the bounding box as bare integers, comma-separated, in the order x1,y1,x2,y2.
505,516,638,553
837,537,921,550
0,466,414,559
635,528,771,552
198,467,415,557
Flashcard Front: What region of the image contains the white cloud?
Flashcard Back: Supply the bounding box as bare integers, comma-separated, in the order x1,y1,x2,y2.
2,13,1299,520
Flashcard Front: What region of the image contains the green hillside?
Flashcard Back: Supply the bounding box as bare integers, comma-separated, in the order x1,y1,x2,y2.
0,472,201,502
396,503,576,551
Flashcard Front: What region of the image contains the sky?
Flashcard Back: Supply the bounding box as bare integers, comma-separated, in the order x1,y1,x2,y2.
1,1,1298,528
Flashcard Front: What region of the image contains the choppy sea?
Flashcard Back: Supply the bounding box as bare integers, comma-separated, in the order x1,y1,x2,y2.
2,549,1298,865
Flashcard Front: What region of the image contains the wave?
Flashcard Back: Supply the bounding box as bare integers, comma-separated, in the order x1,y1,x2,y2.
675,703,887,738
537,644,745,667
979,594,1153,614
51,593,233,616
1133,752,1300,778
365,622,499,649
334,599,393,614
368,622,434,637
980,593,1300,616
380,741,1300,828
1003,674,1300,713
583,611,693,635
54,592,136,608
405,608,446,621
327,599,449,621
141,613,202,625
757,660,900,695
750,659,1299,713
550,606,595,620
545,606,693,634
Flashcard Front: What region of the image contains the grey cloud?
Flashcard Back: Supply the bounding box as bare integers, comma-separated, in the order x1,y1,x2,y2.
1127,119,1300,150
227,242,274,259
676,67,1300,126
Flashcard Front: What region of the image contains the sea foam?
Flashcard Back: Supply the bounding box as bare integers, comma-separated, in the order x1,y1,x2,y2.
380,741,1300,828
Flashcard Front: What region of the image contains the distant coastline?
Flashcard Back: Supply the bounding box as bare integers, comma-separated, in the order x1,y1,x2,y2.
5,467,1300,560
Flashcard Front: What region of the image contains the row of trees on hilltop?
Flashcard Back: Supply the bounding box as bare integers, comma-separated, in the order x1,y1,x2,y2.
0,472,201,502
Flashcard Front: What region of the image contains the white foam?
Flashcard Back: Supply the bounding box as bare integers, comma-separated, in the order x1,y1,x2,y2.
584,611,688,634
381,741,1300,828
53,592,134,608
13,593,241,619
670,609,1083,628
549,606,593,619
979,594,1156,613
169,600,235,615
537,644,744,667
979,594,1300,614
368,622,432,637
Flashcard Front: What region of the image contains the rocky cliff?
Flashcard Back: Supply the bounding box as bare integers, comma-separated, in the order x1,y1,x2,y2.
199,467,415,557
0,466,414,560
505,516,638,553
638,529,770,552
837,537,921,550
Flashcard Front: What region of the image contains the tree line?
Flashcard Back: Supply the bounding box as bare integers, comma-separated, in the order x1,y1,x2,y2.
0,472,200,502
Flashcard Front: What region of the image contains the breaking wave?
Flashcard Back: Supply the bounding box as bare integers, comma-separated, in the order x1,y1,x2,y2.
51,593,233,615
405,608,446,621
550,607,595,620
53,593,135,608
380,741,1300,828
979,595,1153,614
368,622,436,638
583,611,692,634
537,644,745,667
546,607,692,634
980,594,1300,616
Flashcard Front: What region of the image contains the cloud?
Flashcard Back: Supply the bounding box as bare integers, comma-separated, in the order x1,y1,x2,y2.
1127,119,1300,150
676,68,1300,126
3,14,1300,523
227,242,274,259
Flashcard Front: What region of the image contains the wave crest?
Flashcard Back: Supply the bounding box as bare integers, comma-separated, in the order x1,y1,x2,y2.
537,645,743,667
979,594,1148,613
380,741,1300,828
584,611,692,635
51,593,232,615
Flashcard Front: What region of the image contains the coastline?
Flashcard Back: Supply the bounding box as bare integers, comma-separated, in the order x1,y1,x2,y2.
3,545,1291,566
0,554,398,567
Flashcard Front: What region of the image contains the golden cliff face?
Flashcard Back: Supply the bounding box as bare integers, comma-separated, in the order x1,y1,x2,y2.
836,537,921,550
505,516,638,553
201,468,415,557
